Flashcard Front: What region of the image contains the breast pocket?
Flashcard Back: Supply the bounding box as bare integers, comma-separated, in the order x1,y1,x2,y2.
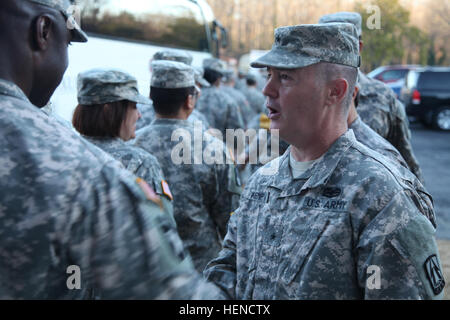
279,213,330,285
238,191,268,271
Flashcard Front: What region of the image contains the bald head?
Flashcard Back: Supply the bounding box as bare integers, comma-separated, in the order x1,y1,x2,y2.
0,0,72,107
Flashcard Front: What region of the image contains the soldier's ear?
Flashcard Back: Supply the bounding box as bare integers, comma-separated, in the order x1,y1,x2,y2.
327,78,349,107
32,14,54,51
186,94,195,110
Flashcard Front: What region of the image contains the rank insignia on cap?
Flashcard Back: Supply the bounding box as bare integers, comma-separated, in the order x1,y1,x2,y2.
424,254,445,295
161,180,173,201
136,178,162,207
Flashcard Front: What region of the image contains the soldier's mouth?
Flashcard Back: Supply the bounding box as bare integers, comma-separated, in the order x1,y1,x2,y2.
267,106,280,119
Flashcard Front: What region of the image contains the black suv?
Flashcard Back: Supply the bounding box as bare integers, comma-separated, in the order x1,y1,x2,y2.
400,67,450,131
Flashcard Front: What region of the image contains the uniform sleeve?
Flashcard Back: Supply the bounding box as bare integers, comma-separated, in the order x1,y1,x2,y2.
64,163,224,299
225,98,245,131
357,191,444,300
209,149,242,239
388,99,424,183
204,211,239,299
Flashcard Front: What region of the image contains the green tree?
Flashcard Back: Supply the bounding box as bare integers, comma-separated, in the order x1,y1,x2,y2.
355,0,431,72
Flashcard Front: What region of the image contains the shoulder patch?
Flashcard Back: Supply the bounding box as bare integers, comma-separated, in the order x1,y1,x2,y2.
161,180,173,201
424,254,445,295
136,178,162,207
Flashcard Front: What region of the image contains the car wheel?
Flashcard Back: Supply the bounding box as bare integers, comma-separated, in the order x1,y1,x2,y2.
432,107,450,131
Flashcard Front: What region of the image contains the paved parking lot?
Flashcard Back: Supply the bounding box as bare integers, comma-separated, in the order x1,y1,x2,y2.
410,122,450,240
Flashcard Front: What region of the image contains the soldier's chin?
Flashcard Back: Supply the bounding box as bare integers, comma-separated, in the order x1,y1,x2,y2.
30,94,51,108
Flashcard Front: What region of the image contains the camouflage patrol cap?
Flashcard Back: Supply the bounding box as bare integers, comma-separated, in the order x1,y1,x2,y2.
193,66,210,88
250,23,360,69
153,49,193,66
221,69,234,82
319,12,363,37
27,0,88,42
77,69,150,105
203,58,226,75
151,60,195,89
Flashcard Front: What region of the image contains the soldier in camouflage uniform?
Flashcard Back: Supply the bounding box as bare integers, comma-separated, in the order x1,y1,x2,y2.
136,50,210,131
204,23,444,300
221,69,255,128
319,12,424,183
348,85,436,228
234,70,248,93
0,0,223,299
242,73,266,115
196,58,245,137
135,61,242,272
73,68,176,223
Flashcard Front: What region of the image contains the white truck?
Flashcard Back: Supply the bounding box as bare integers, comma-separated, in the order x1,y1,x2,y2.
51,0,227,121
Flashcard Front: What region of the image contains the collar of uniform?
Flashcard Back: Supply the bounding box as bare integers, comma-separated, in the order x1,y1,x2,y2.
268,130,357,195
152,118,193,128
83,136,123,147
0,79,30,103
349,115,362,130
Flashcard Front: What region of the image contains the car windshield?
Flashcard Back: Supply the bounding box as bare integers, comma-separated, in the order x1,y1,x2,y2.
380,69,409,81
79,0,213,52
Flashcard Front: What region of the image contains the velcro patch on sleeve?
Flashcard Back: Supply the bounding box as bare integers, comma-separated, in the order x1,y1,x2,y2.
136,177,162,207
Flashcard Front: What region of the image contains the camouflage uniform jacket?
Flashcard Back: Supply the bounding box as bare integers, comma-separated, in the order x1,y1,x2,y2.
196,86,245,137
357,71,423,182
221,86,255,128
204,130,444,300
136,103,155,131
234,78,247,92
350,116,409,170
0,79,222,299
83,136,176,224
350,116,436,228
134,118,242,271
242,87,266,115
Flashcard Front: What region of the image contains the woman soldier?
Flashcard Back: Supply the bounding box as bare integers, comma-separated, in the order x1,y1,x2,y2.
72,69,176,222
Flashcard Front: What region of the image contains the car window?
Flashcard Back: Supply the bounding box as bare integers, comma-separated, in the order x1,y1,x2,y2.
380,70,408,81
417,72,450,90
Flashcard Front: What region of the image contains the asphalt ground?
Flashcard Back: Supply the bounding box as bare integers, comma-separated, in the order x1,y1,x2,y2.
410,122,449,299
409,122,450,240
